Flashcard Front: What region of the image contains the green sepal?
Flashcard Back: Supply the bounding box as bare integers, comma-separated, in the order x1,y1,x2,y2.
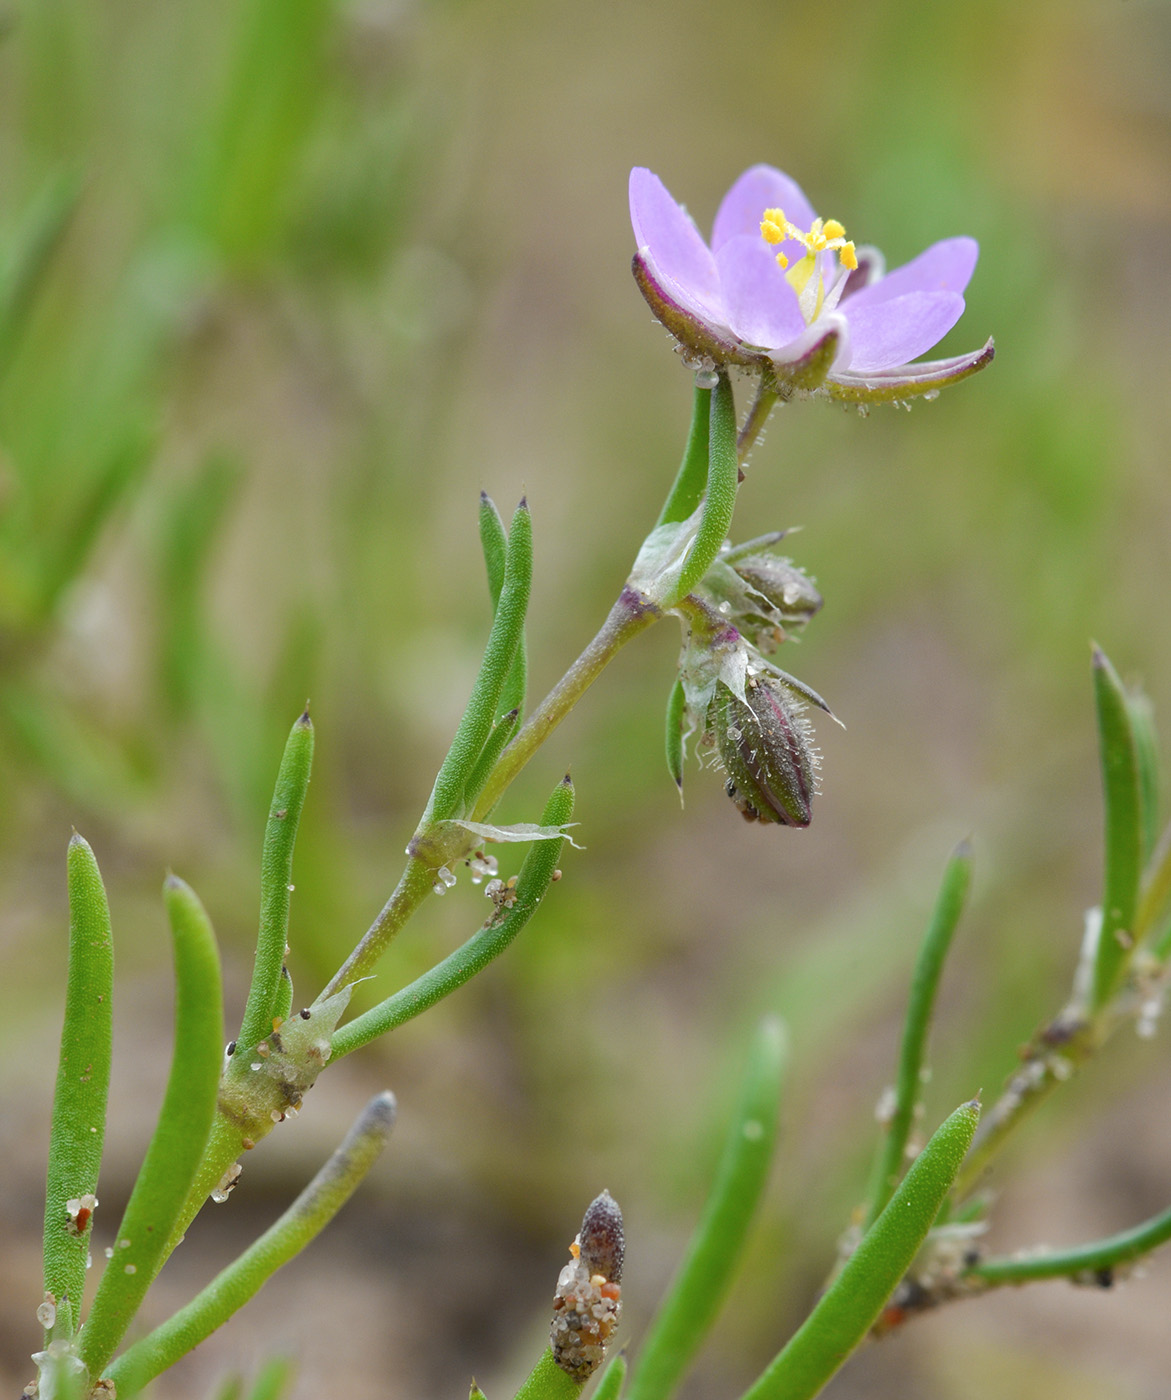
865,842,971,1224
43,834,115,1332
740,1100,979,1400
626,1017,786,1400
656,383,712,528
78,876,224,1382
424,499,532,826
1089,646,1143,1010
236,708,314,1058
105,1093,396,1398
665,677,685,800
331,775,575,1061
674,372,738,601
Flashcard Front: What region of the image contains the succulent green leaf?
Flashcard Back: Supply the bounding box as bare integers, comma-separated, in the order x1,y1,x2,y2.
236,709,314,1057
740,1100,979,1400
674,372,738,601
242,1358,295,1400
105,1093,396,1398
593,1355,627,1400
331,776,575,1061
79,876,223,1381
1126,686,1160,864
462,708,520,811
866,843,971,1224
43,835,114,1333
511,1349,584,1400
1090,647,1143,1010
481,492,528,723
626,1017,786,1400
424,499,532,825
656,382,712,528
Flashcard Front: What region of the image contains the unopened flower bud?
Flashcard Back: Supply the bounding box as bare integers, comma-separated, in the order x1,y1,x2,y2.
709,677,815,827
732,555,823,631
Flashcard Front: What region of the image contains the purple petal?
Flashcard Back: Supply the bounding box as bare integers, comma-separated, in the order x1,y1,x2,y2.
714,236,806,349
629,168,721,313
841,291,966,373
843,237,978,312
712,165,818,256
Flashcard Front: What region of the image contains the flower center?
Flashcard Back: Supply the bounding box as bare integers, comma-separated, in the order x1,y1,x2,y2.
760,209,858,323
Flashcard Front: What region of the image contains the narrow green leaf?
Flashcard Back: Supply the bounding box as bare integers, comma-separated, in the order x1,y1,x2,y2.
740,1100,979,1400
512,1349,583,1400
1126,686,1160,864
331,775,574,1061
664,678,685,799
656,383,712,528
272,963,294,1026
967,1198,1171,1286
1090,647,1143,1010
593,1355,627,1400
43,834,114,1332
865,843,972,1225
626,1017,786,1400
0,171,79,378
105,1093,396,1398
236,709,314,1058
79,877,224,1381
424,499,532,825
674,372,738,600
480,493,528,724
462,708,520,811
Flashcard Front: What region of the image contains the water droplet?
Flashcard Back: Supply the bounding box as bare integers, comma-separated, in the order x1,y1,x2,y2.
36,1301,56,1329
694,367,719,390
438,866,457,888
432,881,447,895
923,389,939,401
123,1263,136,1275
287,883,295,892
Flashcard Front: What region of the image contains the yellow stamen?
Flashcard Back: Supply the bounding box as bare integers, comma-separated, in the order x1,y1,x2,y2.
759,208,857,272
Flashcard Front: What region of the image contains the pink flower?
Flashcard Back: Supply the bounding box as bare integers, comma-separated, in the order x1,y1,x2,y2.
630,165,992,403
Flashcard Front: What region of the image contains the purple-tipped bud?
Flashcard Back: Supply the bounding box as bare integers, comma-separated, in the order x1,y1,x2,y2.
551,1192,625,1380
579,1190,624,1283
732,555,823,632
710,678,815,827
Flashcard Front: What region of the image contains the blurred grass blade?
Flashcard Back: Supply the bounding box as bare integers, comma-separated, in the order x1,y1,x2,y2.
626,1017,786,1400
236,709,314,1057
674,372,737,600
865,843,971,1225
0,171,79,378
242,1358,295,1400
665,677,685,800
42,835,114,1331
106,1092,396,1398
740,1100,979,1400
593,1355,627,1400
331,775,574,1061
422,499,532,825
1126,686,1160,864
656,382,712,528
1090,647,1143,1010
79,876,223,1381
512,1349,583,1400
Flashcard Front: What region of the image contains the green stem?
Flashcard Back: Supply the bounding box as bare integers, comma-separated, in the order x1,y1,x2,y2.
740,1101,979,1400
966,1200,1171,1286
329,776,575,1061
736,368,779,469
104,1093,396,1397
626,1017,786,1400
472,588,660,820
317,854,436,1000
237,710,314,1058
865,844,971,1225
79,877,224,1381
43,834,114,1332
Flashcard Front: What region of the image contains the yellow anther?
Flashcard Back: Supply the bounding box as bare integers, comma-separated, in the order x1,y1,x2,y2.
840,242,858,270
760,208,856,270
822,219,846,239
760,209,788,246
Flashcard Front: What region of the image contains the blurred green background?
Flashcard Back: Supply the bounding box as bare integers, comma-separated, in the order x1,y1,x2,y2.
2,0,1170,1396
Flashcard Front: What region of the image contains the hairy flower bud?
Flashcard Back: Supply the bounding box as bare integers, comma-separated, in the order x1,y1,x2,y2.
732,554,823,631
551,1191,624,1380
709,677,815,826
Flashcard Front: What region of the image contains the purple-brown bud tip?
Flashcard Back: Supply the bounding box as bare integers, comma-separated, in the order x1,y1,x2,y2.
710,678,816,827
